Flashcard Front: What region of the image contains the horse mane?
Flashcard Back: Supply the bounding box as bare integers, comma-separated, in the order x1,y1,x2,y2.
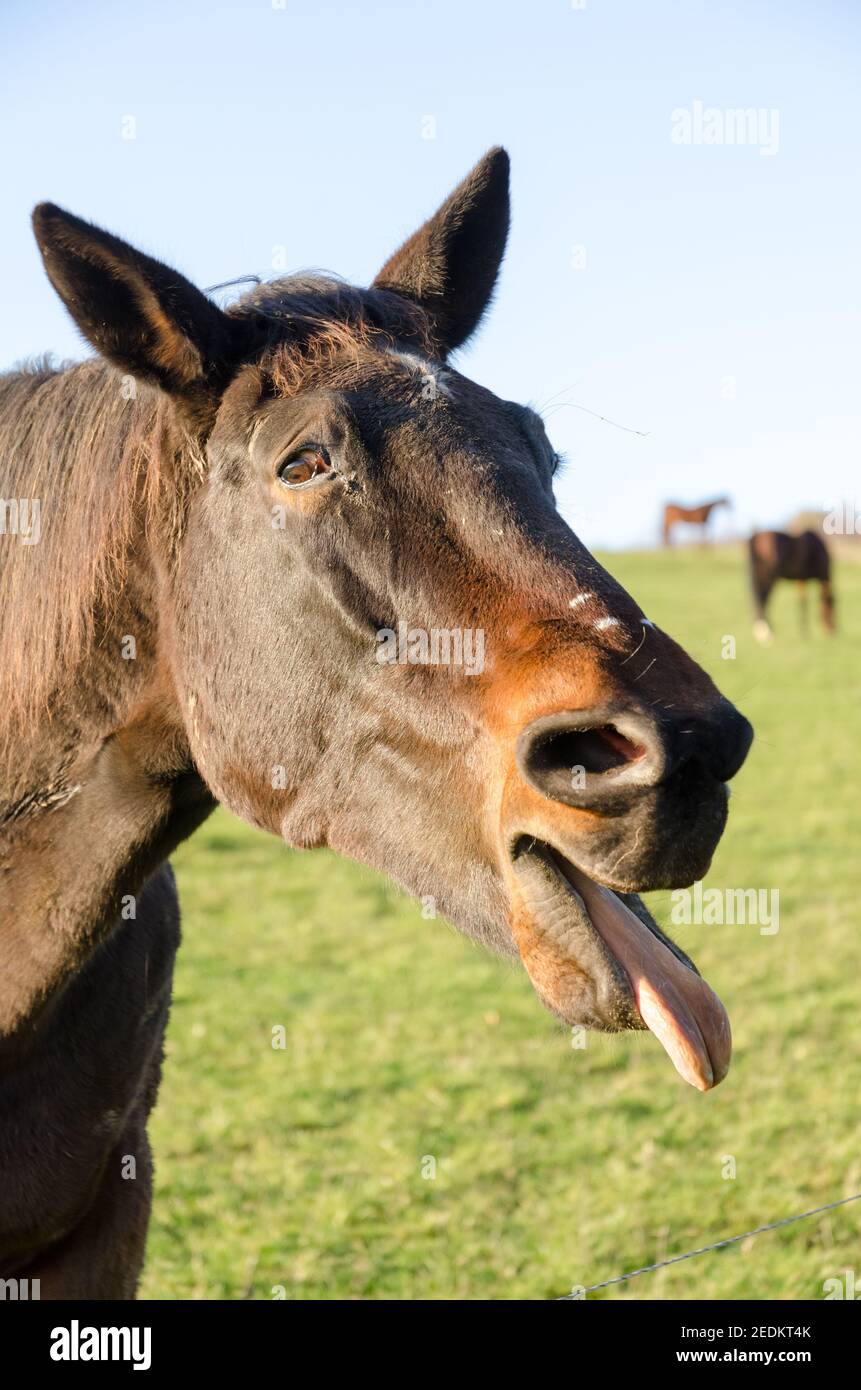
0,359,166,753
0,276,432,755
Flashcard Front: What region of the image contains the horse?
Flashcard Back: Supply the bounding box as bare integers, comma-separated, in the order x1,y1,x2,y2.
662,497,730,546
748,529,835,642
0,149,752,1299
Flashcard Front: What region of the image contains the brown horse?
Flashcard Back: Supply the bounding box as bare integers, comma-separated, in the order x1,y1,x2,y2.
749,530,835,642
0,150,752,1298
663,497,730,546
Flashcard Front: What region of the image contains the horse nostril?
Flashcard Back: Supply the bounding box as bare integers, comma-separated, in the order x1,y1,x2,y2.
516,700,753,813
517,708,663,811
531,725,646,778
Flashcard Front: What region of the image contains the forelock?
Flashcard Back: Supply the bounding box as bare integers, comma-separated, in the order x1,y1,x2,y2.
227,274,438,397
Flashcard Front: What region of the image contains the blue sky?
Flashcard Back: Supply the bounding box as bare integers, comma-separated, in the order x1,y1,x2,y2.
1,0,858,547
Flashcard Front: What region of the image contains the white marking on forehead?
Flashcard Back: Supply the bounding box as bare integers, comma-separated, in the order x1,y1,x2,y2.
386,348,435,374
386,348,453,398
595,616,621,631
569,592,595,609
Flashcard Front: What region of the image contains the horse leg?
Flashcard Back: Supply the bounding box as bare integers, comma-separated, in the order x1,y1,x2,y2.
797,581,809,637
21,1108,154,1299
748,541,775,643
751,577,775,644
820,580,836,634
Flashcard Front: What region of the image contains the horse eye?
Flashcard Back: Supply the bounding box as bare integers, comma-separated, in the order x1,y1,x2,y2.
277,446,331,487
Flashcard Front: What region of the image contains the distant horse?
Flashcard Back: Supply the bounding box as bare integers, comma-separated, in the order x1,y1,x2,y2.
663,497,730,546
748,530,835,642
0,150,752,1297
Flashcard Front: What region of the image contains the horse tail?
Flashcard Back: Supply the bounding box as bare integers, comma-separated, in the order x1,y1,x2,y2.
814,532,831,583
810,533,836,632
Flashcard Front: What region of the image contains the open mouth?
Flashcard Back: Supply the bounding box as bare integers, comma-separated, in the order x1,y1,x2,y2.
510,837,732,1091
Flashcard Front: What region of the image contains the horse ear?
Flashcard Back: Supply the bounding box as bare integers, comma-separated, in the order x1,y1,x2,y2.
32,202,249,413
373,147,510,355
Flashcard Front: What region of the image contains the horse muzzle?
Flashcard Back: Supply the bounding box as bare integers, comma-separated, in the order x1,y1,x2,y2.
496,695,751,1089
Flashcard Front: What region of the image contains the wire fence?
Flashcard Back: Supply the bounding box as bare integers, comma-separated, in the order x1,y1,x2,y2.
558,1191,861,1299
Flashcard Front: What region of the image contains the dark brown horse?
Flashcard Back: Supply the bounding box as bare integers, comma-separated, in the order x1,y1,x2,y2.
749,529,835,642
663,497,730,546
0,150,752,1299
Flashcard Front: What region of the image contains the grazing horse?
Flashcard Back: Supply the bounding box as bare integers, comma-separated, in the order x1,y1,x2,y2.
0,150,752,1299
749,529,835,642
663,497,730,546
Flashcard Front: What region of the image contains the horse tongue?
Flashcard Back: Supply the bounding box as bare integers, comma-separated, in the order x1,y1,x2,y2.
570,871,732,1091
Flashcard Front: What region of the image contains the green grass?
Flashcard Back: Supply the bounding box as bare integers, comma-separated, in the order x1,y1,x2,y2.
140,546,861,1300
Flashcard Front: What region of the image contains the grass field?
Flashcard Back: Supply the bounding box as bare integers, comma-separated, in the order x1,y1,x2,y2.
139,545,861,1301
